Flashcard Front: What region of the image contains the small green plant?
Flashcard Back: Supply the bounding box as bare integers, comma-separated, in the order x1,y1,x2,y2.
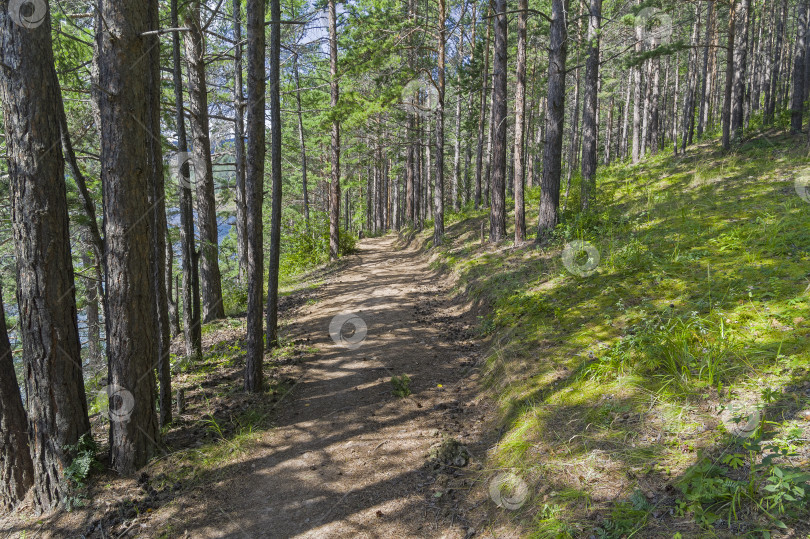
676,432,810,531
593,489,650,538
63,433,101,510
391,374,411,397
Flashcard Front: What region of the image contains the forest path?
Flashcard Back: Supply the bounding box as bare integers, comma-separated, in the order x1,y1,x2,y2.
175,235,486,538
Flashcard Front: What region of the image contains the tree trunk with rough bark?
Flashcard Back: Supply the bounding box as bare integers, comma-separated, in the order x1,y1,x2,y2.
171,0,202,361
266,0,282,350
537,0,569,241
244,0,266,392
184,3,224,322
580,0,601,211
329,0,341,260
474,6,491,209
722,0,737,149
2,0,91,509
513,0,527,242
97,0,160,474
791,0,808,133
233,0,248,281
0,282,33,511
489,0,507,243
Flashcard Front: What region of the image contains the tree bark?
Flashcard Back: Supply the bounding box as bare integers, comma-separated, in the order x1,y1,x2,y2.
682,4,702,151
631,0,643,163
766,0,787,125
580,0,601,211
97,0,160,474
489,0,507,243
698,1,715,138
184,3,225,322
1,0,91,508
474,5,491,209
722,0,736,149
171,0,202,361
244,0,266,392
0,282,33,511
731,0,750,135
434,0,446,246
537,0,569,241
328,0,341,260
266,0,282,349
233,0,248,281
513,0,527,242
147,1,171,428
791,0,809,133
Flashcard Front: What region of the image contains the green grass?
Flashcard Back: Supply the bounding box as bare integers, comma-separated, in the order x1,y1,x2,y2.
420,129,810,537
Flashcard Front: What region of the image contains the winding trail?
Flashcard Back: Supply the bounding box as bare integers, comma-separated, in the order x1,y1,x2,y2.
174,236,486,538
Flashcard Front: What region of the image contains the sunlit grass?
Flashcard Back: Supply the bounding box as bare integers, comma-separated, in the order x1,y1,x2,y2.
426,130,810,536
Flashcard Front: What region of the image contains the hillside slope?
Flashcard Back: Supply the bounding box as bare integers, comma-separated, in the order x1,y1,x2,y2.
414,129,810,538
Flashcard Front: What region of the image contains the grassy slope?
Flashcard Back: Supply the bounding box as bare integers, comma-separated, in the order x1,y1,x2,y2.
417,128,810,537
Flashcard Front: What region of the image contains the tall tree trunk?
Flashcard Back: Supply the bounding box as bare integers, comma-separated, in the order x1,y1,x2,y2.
83,237,102,367
233,0,248,282
184,3,224,322
698,1,715,138
145,0,171,429
244,0,266,392
621,70,632,158
434,0,446,246
761,0,775,117
649,58,661,154
580,0,610,211
791,0,809,133
2,0,90,509
673,51,681,152
266,0,282,349
474,5,491,209
766,0,787,124
513,0,528,242
682,4,702,151
328,0,341,260
537,0,569,241
166,230,180,338
565,7,583,192
604,95,614,164
97,0,160,474
414,115,422,228
489,0,507,242
580,0,601,211
731,0,750,135
631,0,643,163
0,281,34,511
171,0,202,361
452,85,462,212
722,0,737,149
293,51,310,229
641,59,651,156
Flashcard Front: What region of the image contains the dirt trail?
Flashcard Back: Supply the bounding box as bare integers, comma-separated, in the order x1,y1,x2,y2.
166,236,488,538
